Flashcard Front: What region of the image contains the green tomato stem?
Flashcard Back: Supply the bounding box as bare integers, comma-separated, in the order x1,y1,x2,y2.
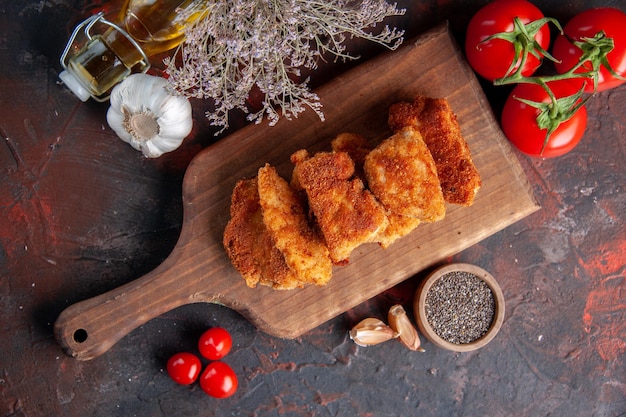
483,13,623,157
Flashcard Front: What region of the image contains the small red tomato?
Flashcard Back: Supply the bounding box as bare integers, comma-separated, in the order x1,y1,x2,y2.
501,80,588,158
465,0,552,81
166,352,201,385
198,327,232,360
199,361,238,399
552,7,626,93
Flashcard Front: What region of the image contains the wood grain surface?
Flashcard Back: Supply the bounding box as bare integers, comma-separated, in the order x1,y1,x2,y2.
54,23,540,360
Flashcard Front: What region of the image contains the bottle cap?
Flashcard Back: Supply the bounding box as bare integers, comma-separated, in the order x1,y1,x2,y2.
59,70,91,102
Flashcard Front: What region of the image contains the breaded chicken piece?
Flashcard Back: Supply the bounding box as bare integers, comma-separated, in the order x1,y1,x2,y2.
331,133,371,179
223,178,300,290
364,126,446,224
291,150,388,265
388,96,481,206
331,132,420,248
257,164,333,287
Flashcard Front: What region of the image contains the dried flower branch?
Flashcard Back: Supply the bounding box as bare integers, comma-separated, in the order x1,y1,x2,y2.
164,0,405,133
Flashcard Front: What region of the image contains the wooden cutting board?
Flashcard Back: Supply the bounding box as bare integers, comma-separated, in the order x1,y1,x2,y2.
55,23,540,360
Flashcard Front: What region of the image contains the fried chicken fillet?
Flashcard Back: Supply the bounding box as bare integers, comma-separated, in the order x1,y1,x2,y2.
330,132,371,179
364,126,445,246
257,164,332,287
388,96,481,206
223,178,299,289
332,132,421,248
291,149,388,264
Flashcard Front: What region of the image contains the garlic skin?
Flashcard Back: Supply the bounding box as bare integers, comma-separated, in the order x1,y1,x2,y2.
106,73,193,158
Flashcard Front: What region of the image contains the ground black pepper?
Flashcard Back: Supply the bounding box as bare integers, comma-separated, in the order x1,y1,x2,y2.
424,271,495,344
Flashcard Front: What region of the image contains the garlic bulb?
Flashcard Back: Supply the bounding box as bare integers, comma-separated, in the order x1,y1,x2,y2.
106,73,193,158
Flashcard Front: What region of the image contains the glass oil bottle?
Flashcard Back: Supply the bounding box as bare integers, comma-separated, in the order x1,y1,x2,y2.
59,0,208,102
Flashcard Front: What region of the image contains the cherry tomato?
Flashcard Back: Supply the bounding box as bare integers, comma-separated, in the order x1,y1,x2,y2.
166,352,202,385
199,361,238,399
198,327,232,360
465,0,551,81
501,80,588,158
552,7,626,93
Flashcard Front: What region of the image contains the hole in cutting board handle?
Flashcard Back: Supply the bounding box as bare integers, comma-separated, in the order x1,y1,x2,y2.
73,329,88,343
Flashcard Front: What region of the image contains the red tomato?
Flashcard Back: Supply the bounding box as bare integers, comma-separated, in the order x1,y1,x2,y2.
198,327,232,360
553,7,626,92
501,80,588,157
199,361,238,399
465,0,551,81
166,352,202,385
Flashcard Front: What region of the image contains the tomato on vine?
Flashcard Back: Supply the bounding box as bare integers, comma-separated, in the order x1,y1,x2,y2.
166,352,202,385
198,327,232,361
552,7,626,93
199,361,238,399
501,80,588,158
465,0,557,81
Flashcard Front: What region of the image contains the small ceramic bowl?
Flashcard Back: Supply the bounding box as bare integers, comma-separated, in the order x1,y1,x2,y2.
414,263,505,352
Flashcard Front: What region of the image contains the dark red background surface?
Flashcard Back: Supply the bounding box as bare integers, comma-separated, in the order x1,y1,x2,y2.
1,1,625,416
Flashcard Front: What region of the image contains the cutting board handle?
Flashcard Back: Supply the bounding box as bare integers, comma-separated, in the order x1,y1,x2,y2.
54,254,210,360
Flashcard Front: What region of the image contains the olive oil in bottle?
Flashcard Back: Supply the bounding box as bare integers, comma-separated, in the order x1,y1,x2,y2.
60,0,207,102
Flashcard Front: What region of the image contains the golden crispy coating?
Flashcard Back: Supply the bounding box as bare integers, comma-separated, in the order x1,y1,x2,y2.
387,101,416,131
331,132,421,248
331,132,371,179
388,96,481,206
375,213,421,249
257,164,333,287
223,178,299,289
291,150,388,264
364,126,446,223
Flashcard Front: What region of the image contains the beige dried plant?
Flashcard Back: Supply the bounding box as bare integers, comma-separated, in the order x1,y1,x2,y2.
165,0,405,133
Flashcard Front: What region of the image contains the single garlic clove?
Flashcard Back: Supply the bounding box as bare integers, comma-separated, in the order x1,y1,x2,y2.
349,318,398,347
388,304,425,352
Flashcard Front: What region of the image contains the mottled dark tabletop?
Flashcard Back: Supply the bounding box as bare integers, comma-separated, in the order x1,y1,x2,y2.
1,1,625,416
